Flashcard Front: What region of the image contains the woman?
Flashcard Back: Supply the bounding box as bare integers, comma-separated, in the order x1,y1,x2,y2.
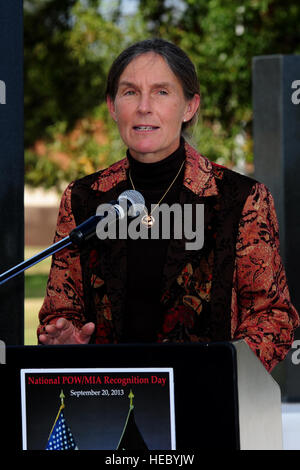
38,38,299,372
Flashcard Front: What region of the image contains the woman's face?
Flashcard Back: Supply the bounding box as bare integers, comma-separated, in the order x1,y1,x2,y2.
107,53,200,163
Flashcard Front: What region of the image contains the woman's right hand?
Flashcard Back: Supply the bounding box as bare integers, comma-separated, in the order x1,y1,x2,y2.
38,318,95,345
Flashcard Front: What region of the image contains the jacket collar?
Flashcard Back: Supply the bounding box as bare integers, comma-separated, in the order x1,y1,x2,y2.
182,142,219,197
92,141,220,197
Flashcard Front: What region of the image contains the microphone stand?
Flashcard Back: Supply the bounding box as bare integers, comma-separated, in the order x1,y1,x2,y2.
0,189,145,287
0,215,101,286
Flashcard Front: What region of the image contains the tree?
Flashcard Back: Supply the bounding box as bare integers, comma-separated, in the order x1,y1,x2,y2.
136,0,300,167
24,0,125,189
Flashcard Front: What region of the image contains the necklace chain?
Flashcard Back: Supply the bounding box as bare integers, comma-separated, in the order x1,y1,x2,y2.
128,159,185,227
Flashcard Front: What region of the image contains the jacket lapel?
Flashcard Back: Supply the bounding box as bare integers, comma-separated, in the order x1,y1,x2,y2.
160,143,219,294
161,189,218,296
95,179,128,338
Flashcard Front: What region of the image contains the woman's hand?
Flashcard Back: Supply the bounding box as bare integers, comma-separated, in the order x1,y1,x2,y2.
38,318,95,345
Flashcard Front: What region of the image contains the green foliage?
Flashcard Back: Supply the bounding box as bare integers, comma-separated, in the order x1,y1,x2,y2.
25,149,64,189
25,274,49,298
24,0,300,190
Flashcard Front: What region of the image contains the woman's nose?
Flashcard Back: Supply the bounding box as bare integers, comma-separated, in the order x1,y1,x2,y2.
137,93,152,114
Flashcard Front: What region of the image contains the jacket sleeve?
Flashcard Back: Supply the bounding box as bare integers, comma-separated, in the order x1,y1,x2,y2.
231,182,300,372
37,182,86,337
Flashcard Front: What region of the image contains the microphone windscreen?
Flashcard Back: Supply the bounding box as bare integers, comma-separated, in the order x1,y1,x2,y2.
118,190,145,217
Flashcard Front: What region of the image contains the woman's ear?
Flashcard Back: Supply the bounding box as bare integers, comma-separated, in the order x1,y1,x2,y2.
106,96,118,122
183,94,200,123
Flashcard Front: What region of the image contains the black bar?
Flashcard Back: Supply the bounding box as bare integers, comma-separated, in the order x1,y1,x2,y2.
0,0,23,344
252,54,300,400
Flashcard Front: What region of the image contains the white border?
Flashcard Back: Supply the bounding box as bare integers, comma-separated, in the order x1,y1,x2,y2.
20,367,176,450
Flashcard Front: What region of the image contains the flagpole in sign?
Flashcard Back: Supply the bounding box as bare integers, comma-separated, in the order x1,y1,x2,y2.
48,389,65,439
60,390,65,407
45,389,78,450
116,389,148,450
128,389,134,410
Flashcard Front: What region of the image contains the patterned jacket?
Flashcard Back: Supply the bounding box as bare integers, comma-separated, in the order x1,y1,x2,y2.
38,142,299,372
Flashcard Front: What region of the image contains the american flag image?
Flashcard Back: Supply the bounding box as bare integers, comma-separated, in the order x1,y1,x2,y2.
46,390,78,450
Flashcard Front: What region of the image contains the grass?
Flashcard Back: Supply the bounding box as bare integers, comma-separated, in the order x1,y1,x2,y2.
24,246,51,345
25,298,44,345
25,273,49,298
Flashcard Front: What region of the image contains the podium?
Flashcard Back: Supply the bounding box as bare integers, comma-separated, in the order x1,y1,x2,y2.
2,340,282,451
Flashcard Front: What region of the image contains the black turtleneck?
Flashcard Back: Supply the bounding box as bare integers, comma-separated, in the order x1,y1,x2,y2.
121,139,186,342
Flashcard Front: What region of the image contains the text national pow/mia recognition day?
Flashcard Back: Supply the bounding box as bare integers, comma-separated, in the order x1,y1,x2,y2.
26,374,168,387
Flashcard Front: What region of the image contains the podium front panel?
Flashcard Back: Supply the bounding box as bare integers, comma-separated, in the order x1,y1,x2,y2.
2,342,240,451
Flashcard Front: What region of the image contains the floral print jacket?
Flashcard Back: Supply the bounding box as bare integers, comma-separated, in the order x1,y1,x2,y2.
38,142,299,372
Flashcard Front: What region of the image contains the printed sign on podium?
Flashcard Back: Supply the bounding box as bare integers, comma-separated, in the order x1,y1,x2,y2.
20,368,176,450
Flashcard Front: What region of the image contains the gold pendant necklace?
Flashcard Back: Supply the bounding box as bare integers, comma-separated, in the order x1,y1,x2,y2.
141,213,155,227
128,159,185,228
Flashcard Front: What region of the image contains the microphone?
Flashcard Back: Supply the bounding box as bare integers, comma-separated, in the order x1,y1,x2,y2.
69,189,145,245
0,190,145,286
117,189,146,218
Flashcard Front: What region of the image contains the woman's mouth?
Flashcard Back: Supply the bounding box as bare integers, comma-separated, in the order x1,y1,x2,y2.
133,125,159,132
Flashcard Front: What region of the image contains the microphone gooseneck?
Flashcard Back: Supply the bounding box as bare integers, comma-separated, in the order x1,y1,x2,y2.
0,190,145,286
69,190,145,245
